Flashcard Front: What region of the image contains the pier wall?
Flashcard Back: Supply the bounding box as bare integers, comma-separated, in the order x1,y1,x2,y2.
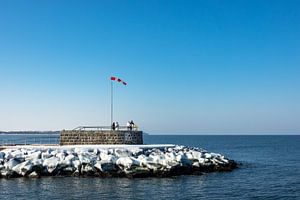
60,130,143,145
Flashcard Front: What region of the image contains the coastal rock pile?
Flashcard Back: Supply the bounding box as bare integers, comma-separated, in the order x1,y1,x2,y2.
0,146,237,178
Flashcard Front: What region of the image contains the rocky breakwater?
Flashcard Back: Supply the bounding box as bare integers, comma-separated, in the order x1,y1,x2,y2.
0,146,237,178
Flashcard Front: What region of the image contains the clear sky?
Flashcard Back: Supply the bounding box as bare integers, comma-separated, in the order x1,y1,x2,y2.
0,0,299,134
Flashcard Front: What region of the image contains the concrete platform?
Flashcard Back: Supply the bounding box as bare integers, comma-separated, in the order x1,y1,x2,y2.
60,130,143,145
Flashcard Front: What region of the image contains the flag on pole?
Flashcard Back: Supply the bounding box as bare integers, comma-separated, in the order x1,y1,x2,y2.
111,76,127,86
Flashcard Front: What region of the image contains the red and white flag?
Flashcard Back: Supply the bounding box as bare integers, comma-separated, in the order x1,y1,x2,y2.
110,76,127,86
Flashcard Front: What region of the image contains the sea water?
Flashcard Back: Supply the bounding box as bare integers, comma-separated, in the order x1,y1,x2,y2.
0,135,299,199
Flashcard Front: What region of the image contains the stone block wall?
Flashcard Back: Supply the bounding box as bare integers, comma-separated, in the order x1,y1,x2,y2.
60,130,143,145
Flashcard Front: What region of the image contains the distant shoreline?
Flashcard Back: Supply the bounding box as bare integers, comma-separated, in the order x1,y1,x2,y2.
0,132,298,135
0,131,60,135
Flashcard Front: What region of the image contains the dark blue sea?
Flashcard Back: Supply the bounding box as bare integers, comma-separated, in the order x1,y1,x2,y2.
0,135,299,200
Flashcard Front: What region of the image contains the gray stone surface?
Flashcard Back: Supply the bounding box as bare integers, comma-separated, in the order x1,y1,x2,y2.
60,130,143,145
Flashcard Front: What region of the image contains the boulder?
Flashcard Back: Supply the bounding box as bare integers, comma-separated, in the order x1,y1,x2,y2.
165,152,176,160
31,159,44,174
1,169,18,178
4,158,21,170
78,154,91,164
93,148,99,155
136,155,148,167
205,153,212,159
32,158,43,166
146,161,164,171
184,152,194,160
41,152,52,160
56,152,66,161
197,157,205,164
25,151,41,161
0,152,5,159
116,157,133,169
166,160,180,168
81,164,96,175
50,150,59,156
130,157,142,167
94,160,117,173
59,159,72,168
12,160,33,176
10,150,23,159
125,166,151,178
191,151,202,160
28,171,39,178
130,148,143,156
72,169,80,176
4,152,13,160
65,154,76,162
72,160,82,170
43,157,59,173
99,152,110,161
61,166,76,175
99,153,117,164
114,149,131,158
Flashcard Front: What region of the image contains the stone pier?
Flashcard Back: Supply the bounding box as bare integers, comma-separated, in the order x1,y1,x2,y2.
59,130,143,145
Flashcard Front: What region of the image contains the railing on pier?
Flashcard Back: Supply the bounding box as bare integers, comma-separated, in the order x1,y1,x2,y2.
0,134,60,147
73,125,139,131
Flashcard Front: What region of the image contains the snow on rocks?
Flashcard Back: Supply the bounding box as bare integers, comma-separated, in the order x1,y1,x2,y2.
43,157,59,173
0,145,237,178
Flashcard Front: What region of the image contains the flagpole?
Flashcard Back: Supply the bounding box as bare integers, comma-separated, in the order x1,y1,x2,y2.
111,81,113,128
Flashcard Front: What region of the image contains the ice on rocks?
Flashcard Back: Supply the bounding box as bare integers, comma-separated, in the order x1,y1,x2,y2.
25,151,41,161
41,152,52,160
56,152,66,161
11,150,23,159
72,160,81,170
78,154,91,164
0,145,237,178
184,152,194,160
116,157,133,169
205,153,212,159
32,158,43,167
59,159,72,167
0,152,5,159
12,160,33,176
4,158,20,170
94,160,117,173
130,157,142,167
62,166,76,173
81,164,95,174
43,157,59,173
65,154,76,162
28,171,39,178
114,149,131,157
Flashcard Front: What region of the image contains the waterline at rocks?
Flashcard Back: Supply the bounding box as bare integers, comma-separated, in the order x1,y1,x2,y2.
0,145,237,178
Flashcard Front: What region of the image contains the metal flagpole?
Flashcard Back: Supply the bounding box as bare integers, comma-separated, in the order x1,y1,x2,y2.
111,80,113,127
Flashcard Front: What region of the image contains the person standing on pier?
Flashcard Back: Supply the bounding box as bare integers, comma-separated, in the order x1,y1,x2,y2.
130,120,135,131
127,121,131,131
112,122,116,130
115,122,119,130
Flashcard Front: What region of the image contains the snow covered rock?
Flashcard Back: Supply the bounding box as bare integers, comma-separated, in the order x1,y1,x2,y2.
28,171,39,178
0,145,237,178
4,158,20,170
12,160,33,176
25,151,41,161
116,157,133,169
43,157,59,173
0,152,5,160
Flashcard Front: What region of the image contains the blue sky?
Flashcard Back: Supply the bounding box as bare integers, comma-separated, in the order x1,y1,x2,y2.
0,0,299,134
